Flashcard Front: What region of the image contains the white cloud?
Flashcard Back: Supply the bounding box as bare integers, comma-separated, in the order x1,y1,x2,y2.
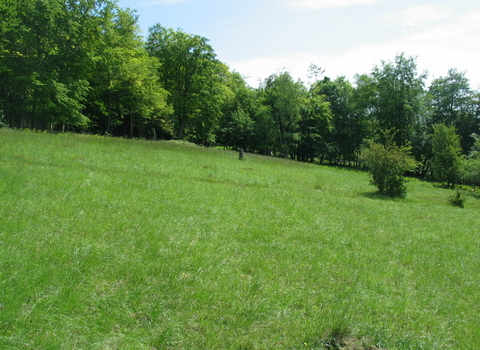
230,51,371,88
143,0,187,5
229,10,480,89
385,5,453,29
286,0,378,10
394,10,480,86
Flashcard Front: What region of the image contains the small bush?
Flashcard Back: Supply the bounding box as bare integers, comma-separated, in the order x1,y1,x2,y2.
431,124,462,187
448,190,466,208
361,138,417,197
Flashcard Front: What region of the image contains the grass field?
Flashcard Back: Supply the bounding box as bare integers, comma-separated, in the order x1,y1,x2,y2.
1,129,479,349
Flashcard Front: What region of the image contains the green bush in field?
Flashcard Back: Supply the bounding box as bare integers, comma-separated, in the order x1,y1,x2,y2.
362,138,417,197
462,133,480,187
431,124,463,187
448,190,466,208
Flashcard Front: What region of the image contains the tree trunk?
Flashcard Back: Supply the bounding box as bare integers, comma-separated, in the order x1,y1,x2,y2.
31,94,37,129
177,119,184,140
129,110,134,138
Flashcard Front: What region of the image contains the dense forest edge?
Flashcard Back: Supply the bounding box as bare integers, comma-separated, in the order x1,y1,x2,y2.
1,0,480,186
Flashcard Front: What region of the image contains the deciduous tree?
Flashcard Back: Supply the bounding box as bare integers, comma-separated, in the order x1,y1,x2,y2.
371,53,427,146
428,69,479,152
431,123,462,187
146,25,222,142
262,71,306,157
297,83,332,163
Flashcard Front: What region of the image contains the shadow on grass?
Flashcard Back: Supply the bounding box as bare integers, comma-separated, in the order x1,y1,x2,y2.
308,327,387,350
361,191,405,201
429,181,480,200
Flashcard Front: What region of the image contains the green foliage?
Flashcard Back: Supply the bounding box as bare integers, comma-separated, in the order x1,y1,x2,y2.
85,6,170,137
297,83,333,162
218,71,257,150
262,71,306,157
429,69,473,125
313,76,368,165
146,25,224,142
0,0,97,128
250,101,277,154
462,158,480,187
362,137,417,196
431,124,463,186
428,69,478,153
0,117,8,128
448,190,466,208
461,133,480,186
220,108,255,149
371,54,427,147
0,0,168,137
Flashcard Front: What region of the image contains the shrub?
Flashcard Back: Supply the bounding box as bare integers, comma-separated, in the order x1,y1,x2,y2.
362,139,417,197
448,190,466,208
431,124,462,187
462,133,480,187
462,158,480,187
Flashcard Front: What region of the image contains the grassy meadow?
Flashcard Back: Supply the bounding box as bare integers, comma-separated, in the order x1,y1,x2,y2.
1,129,479,349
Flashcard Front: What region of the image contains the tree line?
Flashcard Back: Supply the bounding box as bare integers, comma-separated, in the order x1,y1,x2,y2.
1,0,480,183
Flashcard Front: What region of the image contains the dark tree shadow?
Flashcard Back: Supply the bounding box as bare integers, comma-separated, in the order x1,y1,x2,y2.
360,191,405,200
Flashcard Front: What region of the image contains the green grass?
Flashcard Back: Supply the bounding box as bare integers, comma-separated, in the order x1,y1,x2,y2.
1,129,479,349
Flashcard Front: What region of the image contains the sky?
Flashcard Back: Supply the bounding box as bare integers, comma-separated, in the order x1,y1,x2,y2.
117,0,480,89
